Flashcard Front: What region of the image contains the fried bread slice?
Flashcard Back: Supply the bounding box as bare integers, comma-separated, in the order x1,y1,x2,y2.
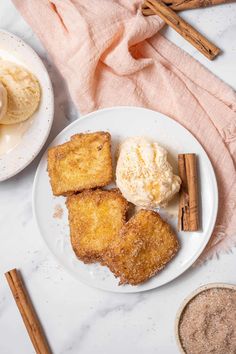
47,131,113,196
66,189,128,263
104,209,179,285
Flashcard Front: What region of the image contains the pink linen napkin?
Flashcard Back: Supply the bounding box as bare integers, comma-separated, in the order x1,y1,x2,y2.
13,0,236,261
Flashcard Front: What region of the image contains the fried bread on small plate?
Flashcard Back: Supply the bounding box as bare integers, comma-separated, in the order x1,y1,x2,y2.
47,131,112,196
104,209,179,285
66,189,128,263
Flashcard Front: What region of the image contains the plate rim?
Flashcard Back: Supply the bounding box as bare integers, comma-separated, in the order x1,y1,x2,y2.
32,106,218,293
0,29,54,181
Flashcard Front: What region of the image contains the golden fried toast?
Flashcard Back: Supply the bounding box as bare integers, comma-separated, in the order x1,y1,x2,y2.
104,210,179,285
66,189,128,263
47,132,113,196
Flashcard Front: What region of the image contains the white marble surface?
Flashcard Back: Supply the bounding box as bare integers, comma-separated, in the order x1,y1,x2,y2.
0,1,236,353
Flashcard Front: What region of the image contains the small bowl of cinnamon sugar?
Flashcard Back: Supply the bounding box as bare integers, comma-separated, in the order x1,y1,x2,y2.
175,283,236,354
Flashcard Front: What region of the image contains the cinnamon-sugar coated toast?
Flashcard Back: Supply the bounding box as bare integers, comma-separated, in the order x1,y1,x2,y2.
66,189,128,263
47,132,113,196
104,209,179,285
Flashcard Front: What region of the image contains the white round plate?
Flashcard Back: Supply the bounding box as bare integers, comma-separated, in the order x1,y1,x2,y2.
0,30,53,181
33,107,218,293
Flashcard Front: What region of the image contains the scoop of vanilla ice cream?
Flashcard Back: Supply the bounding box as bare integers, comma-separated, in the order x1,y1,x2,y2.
0,82,7,122
0,60,40,125
116,137,181,208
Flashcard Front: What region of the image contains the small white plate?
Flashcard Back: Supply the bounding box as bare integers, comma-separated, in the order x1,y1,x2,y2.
33,107,218,293
0,30,53,181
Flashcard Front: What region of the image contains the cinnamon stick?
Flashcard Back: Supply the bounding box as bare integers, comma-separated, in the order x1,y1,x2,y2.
142,0,230,13
143,0,220,60
5,269,51,354
178,154,199,231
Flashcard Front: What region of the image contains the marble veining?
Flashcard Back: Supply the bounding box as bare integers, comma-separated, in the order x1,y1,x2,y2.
0,1,236,353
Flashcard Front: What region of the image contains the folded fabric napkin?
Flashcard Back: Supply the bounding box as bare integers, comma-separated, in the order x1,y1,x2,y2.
13,0,236,261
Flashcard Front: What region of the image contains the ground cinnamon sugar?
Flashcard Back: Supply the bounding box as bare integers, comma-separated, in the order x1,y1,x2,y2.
53,204,63,219
179,288,236,354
